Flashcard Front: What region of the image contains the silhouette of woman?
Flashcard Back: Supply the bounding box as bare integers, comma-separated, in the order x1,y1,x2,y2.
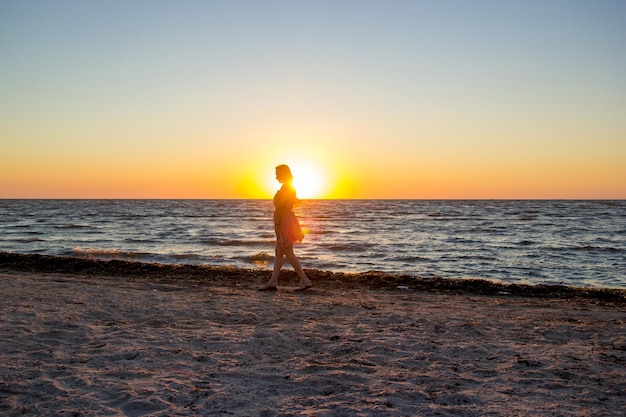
259,164,312,291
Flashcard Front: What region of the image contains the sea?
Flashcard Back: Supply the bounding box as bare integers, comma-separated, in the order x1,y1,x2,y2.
0,200,624,289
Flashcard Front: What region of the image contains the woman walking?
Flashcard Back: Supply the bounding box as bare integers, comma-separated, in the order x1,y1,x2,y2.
258,164,312,291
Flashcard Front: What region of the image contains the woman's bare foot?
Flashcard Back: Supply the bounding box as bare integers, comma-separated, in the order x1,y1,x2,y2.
294,280,312,291
258,282,278,291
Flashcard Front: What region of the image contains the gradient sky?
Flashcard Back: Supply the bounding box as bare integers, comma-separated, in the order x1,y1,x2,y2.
1,0,625,199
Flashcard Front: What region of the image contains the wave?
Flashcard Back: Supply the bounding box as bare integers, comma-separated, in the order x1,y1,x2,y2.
18,238,44,243
544,245,623,254
71,247,147,259
321,243,378,252
124,238,155,243
394,255,433,263
54,224,89,229
170,253,204,260
200,238,268,247
237,251,274,268
575,245,622,253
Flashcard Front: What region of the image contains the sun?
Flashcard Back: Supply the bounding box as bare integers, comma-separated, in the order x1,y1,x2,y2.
244,152,336,199
291,163,326,199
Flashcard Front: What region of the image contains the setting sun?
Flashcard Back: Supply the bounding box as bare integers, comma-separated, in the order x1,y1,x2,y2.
291,163,326,199
239,138,350,200
260,161,328,200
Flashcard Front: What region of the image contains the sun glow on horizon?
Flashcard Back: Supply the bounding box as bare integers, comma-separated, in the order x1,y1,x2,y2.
255,161,330,200
291,163,327,199
238,134,353,200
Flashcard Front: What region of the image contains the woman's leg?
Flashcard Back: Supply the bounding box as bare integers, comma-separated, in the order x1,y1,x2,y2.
283,246,311,289
270,243,285,284
258,243,284,290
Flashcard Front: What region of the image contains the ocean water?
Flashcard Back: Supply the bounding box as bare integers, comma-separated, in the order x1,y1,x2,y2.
0,199,624,289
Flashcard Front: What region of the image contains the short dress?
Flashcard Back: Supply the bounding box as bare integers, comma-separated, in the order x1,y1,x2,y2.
273,184,304,248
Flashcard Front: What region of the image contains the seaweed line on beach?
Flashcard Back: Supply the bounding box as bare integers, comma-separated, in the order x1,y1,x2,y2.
1,252,624,305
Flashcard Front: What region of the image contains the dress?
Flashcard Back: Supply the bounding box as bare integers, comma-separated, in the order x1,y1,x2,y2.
273,183,304,247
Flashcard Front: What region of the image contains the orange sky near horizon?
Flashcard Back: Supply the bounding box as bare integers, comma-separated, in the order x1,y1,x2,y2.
3,127,623,200
1,2,625,200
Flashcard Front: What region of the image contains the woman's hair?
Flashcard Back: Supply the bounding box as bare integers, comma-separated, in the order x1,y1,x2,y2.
275,164,294,181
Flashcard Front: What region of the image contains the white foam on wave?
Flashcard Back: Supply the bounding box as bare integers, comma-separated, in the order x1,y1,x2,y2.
72,247,143,260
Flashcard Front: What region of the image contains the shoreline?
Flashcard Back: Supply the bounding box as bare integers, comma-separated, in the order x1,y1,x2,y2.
1,252,625,305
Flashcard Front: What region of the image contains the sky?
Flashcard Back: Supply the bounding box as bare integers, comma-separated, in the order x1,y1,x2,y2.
1,0,625,199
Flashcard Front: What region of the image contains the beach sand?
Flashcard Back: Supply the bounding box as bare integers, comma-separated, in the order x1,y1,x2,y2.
1,266,625,416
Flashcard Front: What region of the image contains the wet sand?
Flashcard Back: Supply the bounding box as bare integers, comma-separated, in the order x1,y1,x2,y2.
1,258,625,416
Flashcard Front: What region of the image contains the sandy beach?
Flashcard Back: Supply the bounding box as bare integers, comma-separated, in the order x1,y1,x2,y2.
1,259,625,416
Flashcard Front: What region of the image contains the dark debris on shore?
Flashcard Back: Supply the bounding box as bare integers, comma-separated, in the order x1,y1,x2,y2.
1,252,625,305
